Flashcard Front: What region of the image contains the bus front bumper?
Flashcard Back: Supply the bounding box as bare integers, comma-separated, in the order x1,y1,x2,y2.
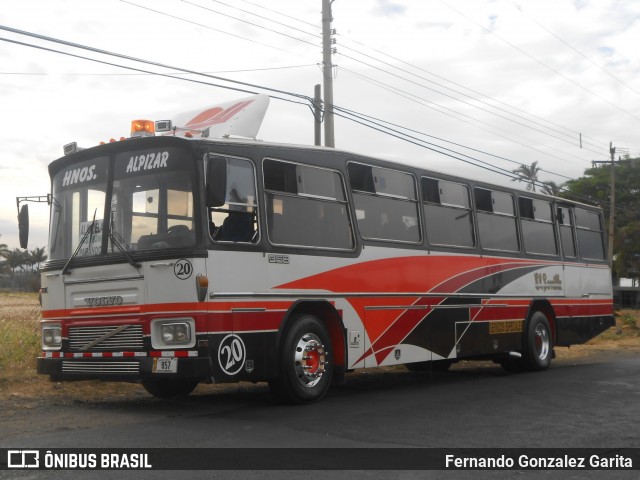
37,355,214,382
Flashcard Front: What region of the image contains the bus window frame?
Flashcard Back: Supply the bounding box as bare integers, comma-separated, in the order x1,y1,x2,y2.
206,153,261,246
262,157,356,252
474,187,521,254
347,161,422,246
574,206,607,262
421,176,476,250
556,204,579,261
518,196,560,258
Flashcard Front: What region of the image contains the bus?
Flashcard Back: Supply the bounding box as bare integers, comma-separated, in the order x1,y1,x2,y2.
26,108,614,404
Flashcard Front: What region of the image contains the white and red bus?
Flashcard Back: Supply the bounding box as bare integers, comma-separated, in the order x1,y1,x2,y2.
27,106,613,404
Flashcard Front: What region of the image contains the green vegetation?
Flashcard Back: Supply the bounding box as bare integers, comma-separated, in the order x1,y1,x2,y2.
0,293,41,377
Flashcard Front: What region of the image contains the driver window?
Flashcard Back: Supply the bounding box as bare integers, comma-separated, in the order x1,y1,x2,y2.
208,155,258,243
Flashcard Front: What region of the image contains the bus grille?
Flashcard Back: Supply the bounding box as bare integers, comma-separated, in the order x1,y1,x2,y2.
68,325,144,351
62,360,140,374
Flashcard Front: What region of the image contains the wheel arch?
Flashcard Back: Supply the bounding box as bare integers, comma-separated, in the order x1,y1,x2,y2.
526,299,557,344
275,300,347,381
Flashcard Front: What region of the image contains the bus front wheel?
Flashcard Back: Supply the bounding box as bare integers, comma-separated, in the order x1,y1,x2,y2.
269,314,333,404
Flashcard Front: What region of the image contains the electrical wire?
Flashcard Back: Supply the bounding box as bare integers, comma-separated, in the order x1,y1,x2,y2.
2,24,634,207
442,1,640,124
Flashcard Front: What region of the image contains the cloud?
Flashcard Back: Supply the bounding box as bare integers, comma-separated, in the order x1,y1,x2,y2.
375,0,408,17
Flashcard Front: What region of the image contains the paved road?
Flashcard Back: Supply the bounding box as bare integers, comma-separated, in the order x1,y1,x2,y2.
2,351,639,479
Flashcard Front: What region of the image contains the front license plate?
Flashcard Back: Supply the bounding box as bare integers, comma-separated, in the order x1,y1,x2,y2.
153,357,178,373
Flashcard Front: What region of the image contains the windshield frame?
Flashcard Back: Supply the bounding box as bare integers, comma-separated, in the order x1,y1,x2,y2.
44,137,207,271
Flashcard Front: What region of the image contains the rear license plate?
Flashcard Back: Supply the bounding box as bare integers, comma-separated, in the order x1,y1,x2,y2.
153,357,177,373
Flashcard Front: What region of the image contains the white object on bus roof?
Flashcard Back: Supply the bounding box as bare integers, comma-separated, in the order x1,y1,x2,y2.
162,94,270,139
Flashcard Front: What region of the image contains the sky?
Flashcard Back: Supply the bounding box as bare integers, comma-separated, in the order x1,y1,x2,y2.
1,0,639,252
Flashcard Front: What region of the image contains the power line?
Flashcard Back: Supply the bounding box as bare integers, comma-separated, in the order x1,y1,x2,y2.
180,0,319,49
153,0,611,160
0,64,317,76
206,0,321,40
516,4,640,99
338,34,608,150
119,0,312,60
442,1,640,124
339,66,589,167
0,25,607,200
338,50,604,157
235,0,320,31
0,25,314,105
333,104,575,180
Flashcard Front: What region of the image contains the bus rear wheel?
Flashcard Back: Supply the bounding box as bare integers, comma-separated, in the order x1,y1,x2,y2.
500,311,553,373
522,311,553,371
269,314,333,404
142,378,199,399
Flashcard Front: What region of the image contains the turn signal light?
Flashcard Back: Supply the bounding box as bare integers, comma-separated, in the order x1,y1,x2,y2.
196,274,209,302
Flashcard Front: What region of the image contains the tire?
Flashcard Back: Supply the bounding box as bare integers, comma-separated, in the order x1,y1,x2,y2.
405,360,452,372
269,314,333,404
142,378,199,399
522,311,553,371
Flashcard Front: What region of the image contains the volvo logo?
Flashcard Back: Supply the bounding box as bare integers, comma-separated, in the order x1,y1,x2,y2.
84,296,124,307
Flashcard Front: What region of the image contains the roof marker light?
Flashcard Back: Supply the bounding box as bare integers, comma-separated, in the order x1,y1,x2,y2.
130,119,155,138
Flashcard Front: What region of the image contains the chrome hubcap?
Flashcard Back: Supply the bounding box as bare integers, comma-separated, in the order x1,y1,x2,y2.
294,333,328,388
534,323,550,361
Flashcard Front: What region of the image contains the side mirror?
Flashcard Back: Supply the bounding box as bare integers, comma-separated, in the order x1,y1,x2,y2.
206,155,227,207
18,204,29,249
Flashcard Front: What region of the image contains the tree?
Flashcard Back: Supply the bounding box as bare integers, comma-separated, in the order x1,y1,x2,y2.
0,234,9,259
541,180,562,196
561,157,640,280
30,247,48,272
512,161,541,192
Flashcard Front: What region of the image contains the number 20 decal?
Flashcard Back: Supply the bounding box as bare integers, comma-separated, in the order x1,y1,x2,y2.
217,334,246,375
174,259,193,280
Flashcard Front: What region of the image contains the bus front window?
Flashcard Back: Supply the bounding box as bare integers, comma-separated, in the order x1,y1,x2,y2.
110,147,195,251
49,157,109,261
48,147,197,261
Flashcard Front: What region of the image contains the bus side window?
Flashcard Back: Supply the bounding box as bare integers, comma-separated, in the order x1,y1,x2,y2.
264,159,354,250
207,154,258,243
575,207,605,261
348,163,420,244
557,206,577,258
518,197,558,256
422,177,474,248
475,188,519,252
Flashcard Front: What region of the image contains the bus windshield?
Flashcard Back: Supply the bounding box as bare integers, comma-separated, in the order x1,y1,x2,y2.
49,146,196,261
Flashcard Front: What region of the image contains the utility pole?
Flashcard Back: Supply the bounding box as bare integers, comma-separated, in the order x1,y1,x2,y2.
313,84,322,146
322,0,336,147
608,142,615,270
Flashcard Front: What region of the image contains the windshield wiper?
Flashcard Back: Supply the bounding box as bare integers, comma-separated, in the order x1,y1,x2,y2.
61,212,98,275
108,212,141,271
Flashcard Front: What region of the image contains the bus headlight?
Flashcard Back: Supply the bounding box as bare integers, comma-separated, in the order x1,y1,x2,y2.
151,318,195,349
42,323,62,350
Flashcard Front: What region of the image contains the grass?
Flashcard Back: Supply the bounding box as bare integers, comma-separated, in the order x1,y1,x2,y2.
0,292,41,376
0,293,639,402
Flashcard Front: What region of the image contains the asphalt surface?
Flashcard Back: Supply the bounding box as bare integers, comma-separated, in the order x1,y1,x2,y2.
1,350,639,479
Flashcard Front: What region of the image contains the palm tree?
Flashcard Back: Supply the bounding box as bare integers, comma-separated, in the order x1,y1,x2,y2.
0,234,9,259
541,180,562,196
512,161,541,192
30,247,48,271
